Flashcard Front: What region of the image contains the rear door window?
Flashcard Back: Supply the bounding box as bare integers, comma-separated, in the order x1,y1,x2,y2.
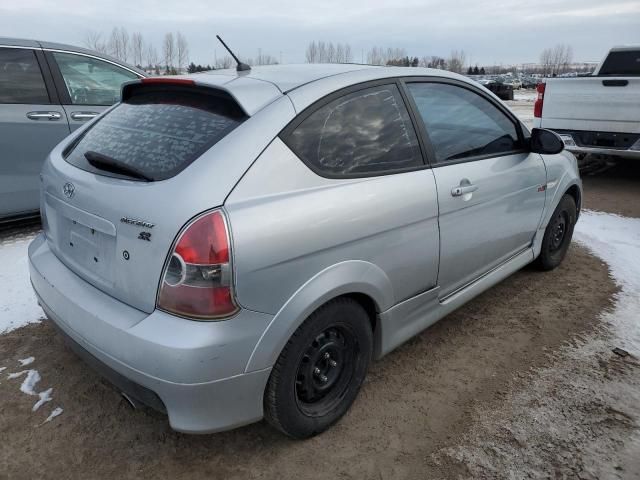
0,48,50,104
598,50,640,76
283,84,422,177
64,87,246,181
52,52,139,105
406,82,522,163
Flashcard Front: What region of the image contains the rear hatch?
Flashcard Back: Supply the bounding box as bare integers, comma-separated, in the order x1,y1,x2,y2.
40,78,270,314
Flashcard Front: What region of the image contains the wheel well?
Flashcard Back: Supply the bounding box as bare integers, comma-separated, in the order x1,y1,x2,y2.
342,293,378,334
565,185,581,215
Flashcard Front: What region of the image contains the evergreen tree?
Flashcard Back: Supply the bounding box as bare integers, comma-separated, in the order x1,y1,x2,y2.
473,65,480,74
187,62,197,73
480,67,486,75
467,66,473,75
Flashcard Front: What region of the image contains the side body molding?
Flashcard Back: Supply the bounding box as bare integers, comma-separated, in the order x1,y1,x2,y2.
245,260,394,373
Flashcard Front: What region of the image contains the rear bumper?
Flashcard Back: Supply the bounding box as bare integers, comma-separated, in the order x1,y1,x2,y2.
564,145,640,159
29,233,274,433
550,129,640,159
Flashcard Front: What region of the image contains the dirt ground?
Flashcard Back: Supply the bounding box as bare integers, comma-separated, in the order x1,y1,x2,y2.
1,159,639,479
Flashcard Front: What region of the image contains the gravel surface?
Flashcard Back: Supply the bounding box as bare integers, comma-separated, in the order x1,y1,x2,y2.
0,127,638,480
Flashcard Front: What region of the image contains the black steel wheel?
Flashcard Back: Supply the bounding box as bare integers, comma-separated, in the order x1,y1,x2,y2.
264,297,373,438
536,194,577,271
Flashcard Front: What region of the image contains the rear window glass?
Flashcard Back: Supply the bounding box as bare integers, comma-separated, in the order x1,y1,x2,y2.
64,88,246,181
598,50,640,76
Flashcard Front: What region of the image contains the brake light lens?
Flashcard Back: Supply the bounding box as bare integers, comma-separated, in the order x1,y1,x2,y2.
157,210,238,319
534,82,545,118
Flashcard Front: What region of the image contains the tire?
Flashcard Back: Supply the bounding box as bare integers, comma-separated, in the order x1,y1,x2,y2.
264,297,373,439
535,194,577,271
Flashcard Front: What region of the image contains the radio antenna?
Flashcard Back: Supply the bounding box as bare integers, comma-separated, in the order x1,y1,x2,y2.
216,35,251,72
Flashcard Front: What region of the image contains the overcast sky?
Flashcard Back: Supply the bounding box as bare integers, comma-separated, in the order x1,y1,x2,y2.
2,0,639,66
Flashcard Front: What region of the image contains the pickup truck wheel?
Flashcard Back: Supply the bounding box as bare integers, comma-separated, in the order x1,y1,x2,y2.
264,297,373,439
536,194,577,271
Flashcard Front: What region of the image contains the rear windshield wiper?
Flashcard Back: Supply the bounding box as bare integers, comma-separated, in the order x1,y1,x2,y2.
84,151,154,182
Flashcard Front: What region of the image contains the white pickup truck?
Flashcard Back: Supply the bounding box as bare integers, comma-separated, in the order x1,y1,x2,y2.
533,46,640,160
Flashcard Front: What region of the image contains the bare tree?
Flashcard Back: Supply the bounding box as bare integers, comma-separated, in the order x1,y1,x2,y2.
176,32,189,72
145,44,158,71
539,47,553,76
318,41,327,63
251,48,278,66
367,46,385,65
447,49,466,73
163,32,176,72
83,31,107,53
336,43,345,63
344,44,353,63
215,56,233,69
107,27,130,62
327,43,336,63
306,41,318,63
539,44,573,76
131,32,144,67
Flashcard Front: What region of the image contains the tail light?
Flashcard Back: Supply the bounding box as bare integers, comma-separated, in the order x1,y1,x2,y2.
534,82,545,118
157,210,238,319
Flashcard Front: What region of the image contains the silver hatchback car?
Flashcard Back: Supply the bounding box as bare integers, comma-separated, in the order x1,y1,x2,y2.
29,64,581,438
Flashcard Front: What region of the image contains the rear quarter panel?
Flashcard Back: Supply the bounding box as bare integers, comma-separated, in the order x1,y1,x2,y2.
225,138,440,316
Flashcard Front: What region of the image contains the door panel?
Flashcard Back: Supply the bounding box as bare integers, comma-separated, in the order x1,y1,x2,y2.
0,47,70,218
403,80,547,297
433,153,545,296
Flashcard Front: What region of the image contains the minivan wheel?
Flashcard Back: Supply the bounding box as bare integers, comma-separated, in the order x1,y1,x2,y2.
264,297,373,438
535,194,577,271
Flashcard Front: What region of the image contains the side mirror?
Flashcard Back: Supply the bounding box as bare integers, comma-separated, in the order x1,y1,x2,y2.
530,128,564,155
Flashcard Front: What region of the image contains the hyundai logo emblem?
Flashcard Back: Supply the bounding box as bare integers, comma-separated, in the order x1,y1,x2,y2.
63,182,75,199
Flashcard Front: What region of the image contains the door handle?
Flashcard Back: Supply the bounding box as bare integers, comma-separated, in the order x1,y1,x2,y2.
70,112,99,121
26,111,62,121
451,184,478,197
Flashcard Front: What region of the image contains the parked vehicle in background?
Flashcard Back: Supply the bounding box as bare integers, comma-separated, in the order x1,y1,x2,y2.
521,76,539,89
470,75,515,100
533,46,640,160
508,77,522,90
0,37,145,223
29,64,581,438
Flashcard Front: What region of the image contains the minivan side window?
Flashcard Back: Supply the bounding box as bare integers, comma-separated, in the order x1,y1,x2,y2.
0,48,49,104
284,84,422,177
406,82,522,163
52,52,139,106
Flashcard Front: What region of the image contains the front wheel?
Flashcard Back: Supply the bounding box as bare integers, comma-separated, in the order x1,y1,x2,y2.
264,297,373,438
535,194,577,271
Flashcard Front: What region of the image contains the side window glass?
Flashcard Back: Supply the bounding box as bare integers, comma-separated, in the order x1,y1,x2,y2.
52,52,138,106
285,84,422,176
0,48,49,104
407,83,522,163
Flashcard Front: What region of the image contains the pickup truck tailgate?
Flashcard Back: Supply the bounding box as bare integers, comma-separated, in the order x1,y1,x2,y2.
541,77,640,134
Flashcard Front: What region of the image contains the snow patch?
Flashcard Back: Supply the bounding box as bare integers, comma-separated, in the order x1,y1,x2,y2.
44,407,63,423
11,369,42,395
0,366,6,373
0,233,44,334
574,210,640,355
32,387,53,411
18,356,35,366
7,370,28,380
